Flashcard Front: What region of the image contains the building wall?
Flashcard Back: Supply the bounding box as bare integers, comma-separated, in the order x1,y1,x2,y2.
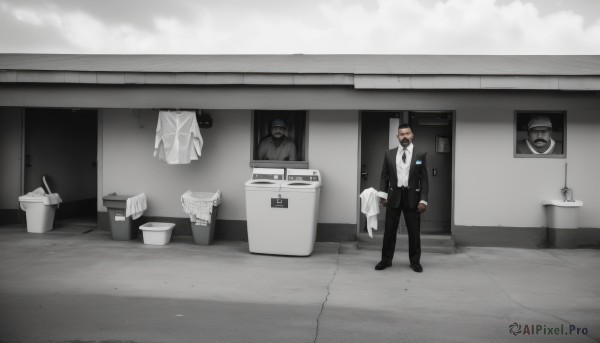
453,94,600,230
308,110,359,224
1,85,599,244
101,109,251,221
100,109,360,225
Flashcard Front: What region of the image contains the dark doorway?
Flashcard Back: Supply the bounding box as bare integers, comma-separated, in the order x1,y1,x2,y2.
408,112,452,233
360,111,453,234
359,111,404,233
24,108,98,224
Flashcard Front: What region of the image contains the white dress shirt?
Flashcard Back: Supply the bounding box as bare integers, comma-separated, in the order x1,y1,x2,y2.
396,144,413,187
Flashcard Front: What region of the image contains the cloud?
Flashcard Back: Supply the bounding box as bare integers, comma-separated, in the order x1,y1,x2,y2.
0,0,599,54
311,0,600,54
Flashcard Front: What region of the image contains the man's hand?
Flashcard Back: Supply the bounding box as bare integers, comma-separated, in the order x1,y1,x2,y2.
380,198,388,207
417,203,427,214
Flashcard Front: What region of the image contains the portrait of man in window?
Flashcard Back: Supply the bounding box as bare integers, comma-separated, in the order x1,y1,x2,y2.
257,118,297,161
515,112,566,158
251,110,307,168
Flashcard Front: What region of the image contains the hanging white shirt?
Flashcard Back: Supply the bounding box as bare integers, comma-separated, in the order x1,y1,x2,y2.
154,111,203,164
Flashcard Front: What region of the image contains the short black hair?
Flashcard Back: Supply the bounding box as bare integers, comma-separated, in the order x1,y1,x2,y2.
398,123,412,130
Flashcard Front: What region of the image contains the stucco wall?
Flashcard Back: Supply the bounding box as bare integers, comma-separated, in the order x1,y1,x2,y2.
2,85,599,232
308,110,359,224
453,95,600,229
100,109,360,225
101,109,251,221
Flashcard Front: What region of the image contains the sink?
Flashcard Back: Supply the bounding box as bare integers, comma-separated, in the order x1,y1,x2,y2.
541,200,583,207
542,200,583,248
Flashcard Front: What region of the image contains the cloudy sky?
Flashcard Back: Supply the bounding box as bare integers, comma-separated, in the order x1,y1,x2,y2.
1,0,599,54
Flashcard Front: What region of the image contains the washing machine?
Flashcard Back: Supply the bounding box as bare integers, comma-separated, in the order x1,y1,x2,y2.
245,168,321,256
245,168,285,254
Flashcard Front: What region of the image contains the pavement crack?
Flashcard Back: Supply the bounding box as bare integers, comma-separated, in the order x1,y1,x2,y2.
313,243,342,343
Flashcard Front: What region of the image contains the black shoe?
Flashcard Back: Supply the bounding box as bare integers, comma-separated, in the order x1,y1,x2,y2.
410,263,423,273
375,260,392,270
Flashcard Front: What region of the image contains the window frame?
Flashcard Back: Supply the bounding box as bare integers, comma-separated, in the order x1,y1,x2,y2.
513,110,566,158
250,110,309,169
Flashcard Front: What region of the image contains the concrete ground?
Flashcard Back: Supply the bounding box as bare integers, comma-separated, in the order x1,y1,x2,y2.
0,225,599,343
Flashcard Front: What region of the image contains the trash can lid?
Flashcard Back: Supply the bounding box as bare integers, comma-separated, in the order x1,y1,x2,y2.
18,194,62,205
18,195,46,203
102,193,134,201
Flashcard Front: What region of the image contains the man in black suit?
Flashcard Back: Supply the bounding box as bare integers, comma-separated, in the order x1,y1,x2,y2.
375,123,429,272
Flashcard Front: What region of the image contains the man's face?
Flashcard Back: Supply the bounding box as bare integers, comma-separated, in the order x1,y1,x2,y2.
528,127,552,148
397,127,414,147
272,126,286,138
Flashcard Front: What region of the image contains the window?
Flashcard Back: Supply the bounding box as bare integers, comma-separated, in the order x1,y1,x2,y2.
250,110,308,168
514,111,566,158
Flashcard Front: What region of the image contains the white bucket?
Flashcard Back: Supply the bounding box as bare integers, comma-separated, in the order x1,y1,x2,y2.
19,200,58,233
139,222,176,245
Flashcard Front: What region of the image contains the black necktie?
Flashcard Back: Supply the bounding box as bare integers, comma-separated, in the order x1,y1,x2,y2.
402,149,407,163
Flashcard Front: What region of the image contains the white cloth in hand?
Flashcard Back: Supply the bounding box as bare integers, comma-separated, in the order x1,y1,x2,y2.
360,188,386,238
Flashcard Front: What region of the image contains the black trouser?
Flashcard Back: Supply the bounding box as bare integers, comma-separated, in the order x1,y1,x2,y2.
381,188,421,264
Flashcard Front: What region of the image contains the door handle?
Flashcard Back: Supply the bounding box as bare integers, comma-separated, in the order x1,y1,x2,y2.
433,166,438,176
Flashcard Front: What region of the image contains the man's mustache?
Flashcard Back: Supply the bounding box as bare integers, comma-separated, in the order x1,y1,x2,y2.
534,139,547,144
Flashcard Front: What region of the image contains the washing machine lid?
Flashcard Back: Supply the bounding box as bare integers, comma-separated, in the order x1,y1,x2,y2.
282,181,320,190
244,179,284,188
285,168,321,187
245,168,285,188
251,168,285,181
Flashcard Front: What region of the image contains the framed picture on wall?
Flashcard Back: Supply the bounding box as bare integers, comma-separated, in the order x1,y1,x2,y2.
250,110,308,169
435,136,451,153
514,111,566,158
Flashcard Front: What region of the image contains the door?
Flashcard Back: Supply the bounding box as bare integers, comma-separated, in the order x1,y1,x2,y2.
408,112,452,233
359,111,452,234
24,108,98,222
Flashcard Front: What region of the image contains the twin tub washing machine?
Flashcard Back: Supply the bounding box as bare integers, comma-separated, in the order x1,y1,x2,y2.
244,168,321,256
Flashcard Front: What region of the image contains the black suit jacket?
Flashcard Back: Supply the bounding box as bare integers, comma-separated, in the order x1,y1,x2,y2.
379,147,429,209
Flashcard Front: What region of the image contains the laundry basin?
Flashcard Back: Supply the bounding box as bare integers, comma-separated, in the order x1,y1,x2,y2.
542,200,583,248
139,222,175,246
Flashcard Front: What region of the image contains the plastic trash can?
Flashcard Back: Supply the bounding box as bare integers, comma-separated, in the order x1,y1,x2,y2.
191,206,219,245
18,187,62,233
19,195,61,233
103,193,137,241
181,190,222,245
